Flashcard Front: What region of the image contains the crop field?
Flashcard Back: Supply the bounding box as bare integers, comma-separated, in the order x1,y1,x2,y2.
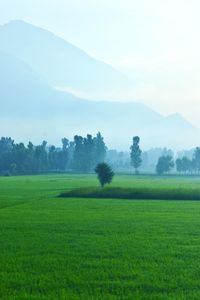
1,174,200,299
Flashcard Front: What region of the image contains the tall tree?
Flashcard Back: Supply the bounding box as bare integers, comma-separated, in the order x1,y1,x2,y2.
35,141,48,172
72,133,107,172
73,135,85,171
67,141,75,170
83,134,95,171
59,138,69,171
48,145,57,170
94,132,107,166
12,142,27,173
130,136,142,174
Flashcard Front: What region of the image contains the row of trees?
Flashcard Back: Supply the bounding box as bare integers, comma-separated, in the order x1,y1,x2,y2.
175,148,200,174
129,136,200,175
1,133,200,176
0,133,106,175
155,149,200,175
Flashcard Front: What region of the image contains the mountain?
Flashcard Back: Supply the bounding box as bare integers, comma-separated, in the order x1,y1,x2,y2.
0,49,197,150
0,50,85,116
0,20,133,99
0,20,198,149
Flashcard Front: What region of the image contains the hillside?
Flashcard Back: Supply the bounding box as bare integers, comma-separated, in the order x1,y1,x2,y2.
0,21,198,149
0,20,132,98
0,50,196,149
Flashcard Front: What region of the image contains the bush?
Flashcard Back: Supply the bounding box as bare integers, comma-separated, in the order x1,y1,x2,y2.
59,186,200,201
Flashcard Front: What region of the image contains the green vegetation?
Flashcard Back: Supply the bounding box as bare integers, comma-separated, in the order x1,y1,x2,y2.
60,185,200,200
1,174,200,299
95,163,114,187
156,155,174,175
0,133,106,175
130,136,142,174
2,134,200,176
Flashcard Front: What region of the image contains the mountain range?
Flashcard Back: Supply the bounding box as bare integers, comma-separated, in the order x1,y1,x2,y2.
0,20,132,98
0,20,198,149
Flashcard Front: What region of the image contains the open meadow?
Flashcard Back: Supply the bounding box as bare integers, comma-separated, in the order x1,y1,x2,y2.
1,174,200,299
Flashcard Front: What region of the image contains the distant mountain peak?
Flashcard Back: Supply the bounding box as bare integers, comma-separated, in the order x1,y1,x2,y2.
165,113,194,130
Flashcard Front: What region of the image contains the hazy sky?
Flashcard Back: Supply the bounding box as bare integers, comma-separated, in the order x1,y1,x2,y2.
1,0,200,126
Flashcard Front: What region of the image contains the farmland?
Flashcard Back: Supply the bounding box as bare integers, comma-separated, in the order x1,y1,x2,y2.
1,174,200,299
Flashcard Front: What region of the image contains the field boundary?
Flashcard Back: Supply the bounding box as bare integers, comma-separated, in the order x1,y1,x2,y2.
59,187,200,201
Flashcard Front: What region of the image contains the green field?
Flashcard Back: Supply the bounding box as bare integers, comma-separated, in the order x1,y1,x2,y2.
1,174,200,300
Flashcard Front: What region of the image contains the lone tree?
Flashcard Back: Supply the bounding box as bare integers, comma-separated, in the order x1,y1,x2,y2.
156,155,174,175
130,136,142,174
95,163,114,188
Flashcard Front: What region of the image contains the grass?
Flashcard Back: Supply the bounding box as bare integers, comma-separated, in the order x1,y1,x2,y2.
60,186,200,200
1,174,200,299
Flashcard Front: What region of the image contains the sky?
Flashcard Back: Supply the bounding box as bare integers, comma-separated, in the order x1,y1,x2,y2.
0,0,200,127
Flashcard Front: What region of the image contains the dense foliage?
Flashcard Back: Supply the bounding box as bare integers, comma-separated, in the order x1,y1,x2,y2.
0,133,106,175
60,185,200,201
176,147,200,174
156,155,174,175
95,163,114,187
2,133,200,176
130,136,142,173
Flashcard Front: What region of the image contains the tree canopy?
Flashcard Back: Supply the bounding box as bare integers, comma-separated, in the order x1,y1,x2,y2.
95,163,114,187
0,133,107,175
130,136,142,174
156,155,174,175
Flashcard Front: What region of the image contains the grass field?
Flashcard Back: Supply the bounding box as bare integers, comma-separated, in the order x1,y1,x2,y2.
1,174,200,299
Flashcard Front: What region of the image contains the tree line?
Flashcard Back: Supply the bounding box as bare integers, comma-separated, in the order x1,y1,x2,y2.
0,133,106,175
1,133,200,176
129,136,200,175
